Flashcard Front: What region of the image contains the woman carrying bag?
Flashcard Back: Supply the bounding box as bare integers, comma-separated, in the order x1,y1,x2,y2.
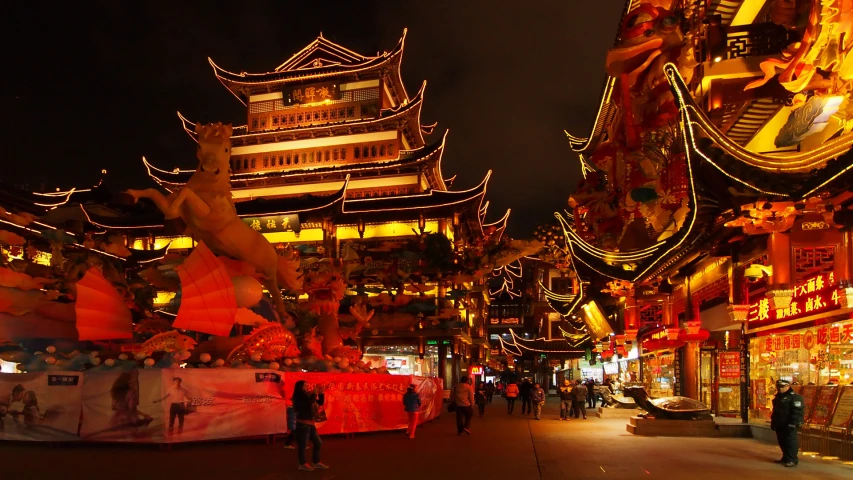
291,380,330,472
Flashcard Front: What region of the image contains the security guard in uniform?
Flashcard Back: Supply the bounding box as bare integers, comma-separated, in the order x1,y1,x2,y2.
770,379,805,467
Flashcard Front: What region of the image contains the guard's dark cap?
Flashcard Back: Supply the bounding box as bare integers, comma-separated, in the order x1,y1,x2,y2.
776,379,791,387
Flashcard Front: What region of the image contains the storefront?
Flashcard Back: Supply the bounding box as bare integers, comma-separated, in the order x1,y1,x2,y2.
639,327,682,398
600,343,640,392
749,318,853,421
745,271,853,422
363,345,439,377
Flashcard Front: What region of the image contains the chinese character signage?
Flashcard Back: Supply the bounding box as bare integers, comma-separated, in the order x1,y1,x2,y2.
285,82,340,104
719,351,740,380
489,317,520,326
759,321,853,353
748,272,844,324
243,214,300,234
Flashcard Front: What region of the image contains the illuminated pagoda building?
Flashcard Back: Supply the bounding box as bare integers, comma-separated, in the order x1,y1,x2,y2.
556,0,853,419
47,31,501,387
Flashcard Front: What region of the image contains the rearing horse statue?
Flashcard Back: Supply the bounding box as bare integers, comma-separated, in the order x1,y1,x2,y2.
124,123,298,328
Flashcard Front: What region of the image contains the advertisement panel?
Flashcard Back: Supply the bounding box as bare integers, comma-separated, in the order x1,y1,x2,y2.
155,368,287,442
283,372,411,435
0,371,82,441
79,369,164,442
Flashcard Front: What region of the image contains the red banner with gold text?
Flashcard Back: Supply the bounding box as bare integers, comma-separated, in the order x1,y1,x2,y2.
283,373,433,435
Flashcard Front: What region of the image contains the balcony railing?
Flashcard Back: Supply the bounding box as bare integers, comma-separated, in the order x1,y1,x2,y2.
725,23,798,60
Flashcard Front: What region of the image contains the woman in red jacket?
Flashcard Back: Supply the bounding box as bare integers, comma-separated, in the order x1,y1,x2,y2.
504,381,519,414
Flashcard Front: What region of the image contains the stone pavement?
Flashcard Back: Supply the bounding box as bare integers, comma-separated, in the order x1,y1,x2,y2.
2,399,852,480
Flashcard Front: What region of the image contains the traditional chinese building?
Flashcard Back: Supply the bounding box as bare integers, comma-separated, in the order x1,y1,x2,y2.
39,31,503,389
555,0,853,422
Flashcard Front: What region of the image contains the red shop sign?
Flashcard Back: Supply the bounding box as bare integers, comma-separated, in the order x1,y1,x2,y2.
748,272,844,324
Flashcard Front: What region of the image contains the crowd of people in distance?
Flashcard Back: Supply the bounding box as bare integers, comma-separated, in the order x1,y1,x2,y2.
447,376,614,429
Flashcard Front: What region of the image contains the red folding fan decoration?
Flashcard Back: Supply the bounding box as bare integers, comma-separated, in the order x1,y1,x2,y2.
75,268,133,340
172,241,237,336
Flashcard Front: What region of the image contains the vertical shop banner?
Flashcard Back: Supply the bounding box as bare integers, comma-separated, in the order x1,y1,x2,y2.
283,372,411,434
157,368,287,443
80,369,164,442
829,386,853,428
806,386,839,426
0,371,82,441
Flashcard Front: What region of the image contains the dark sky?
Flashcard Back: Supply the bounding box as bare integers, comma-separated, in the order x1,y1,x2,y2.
7,1,624,237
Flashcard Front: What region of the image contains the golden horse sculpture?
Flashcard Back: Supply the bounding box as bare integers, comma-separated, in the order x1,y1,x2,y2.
123,123,298,328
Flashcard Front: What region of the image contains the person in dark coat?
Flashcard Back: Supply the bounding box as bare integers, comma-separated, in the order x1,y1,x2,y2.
770,379,805,467
291,380,329,471
519,378,533,415
586,379,597,409
571,379,588,419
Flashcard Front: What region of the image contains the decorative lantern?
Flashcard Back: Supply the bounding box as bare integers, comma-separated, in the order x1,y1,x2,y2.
624,328,638,342
685,320,701,335
840,283,853,308
666,327,681,341
767,286,795,310
601,340,611,351
727,304,750,322
357,218,366,238
613,334,626,347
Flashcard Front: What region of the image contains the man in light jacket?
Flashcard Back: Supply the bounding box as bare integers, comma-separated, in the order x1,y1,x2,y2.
453,376,475,435
530,382,546,420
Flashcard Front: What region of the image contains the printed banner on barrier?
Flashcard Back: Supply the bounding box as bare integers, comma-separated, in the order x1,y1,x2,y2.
79,369,165,442
0,371,82,441
412,376,441,424
284,372,412,434
156,368,287,442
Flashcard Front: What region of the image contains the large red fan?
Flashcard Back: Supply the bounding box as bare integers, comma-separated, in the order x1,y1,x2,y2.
75,268,133,340
173,241,237,336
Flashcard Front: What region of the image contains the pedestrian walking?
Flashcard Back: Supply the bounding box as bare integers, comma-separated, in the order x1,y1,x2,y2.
291,380,330,472
475,384,488,417
558,380,573,421
504,380,519,414
453,376,475,435
402,383,422,439
519,378,533,415
530,382,546,420
770,379,805,467
586,379,597,409
485,381,495,404
571,379,588,419
496,381,504,399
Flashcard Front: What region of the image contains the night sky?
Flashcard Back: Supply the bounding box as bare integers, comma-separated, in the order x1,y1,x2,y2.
7,1,624,237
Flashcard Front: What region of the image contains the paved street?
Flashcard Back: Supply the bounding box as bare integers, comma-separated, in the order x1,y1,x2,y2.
3,399,852,480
